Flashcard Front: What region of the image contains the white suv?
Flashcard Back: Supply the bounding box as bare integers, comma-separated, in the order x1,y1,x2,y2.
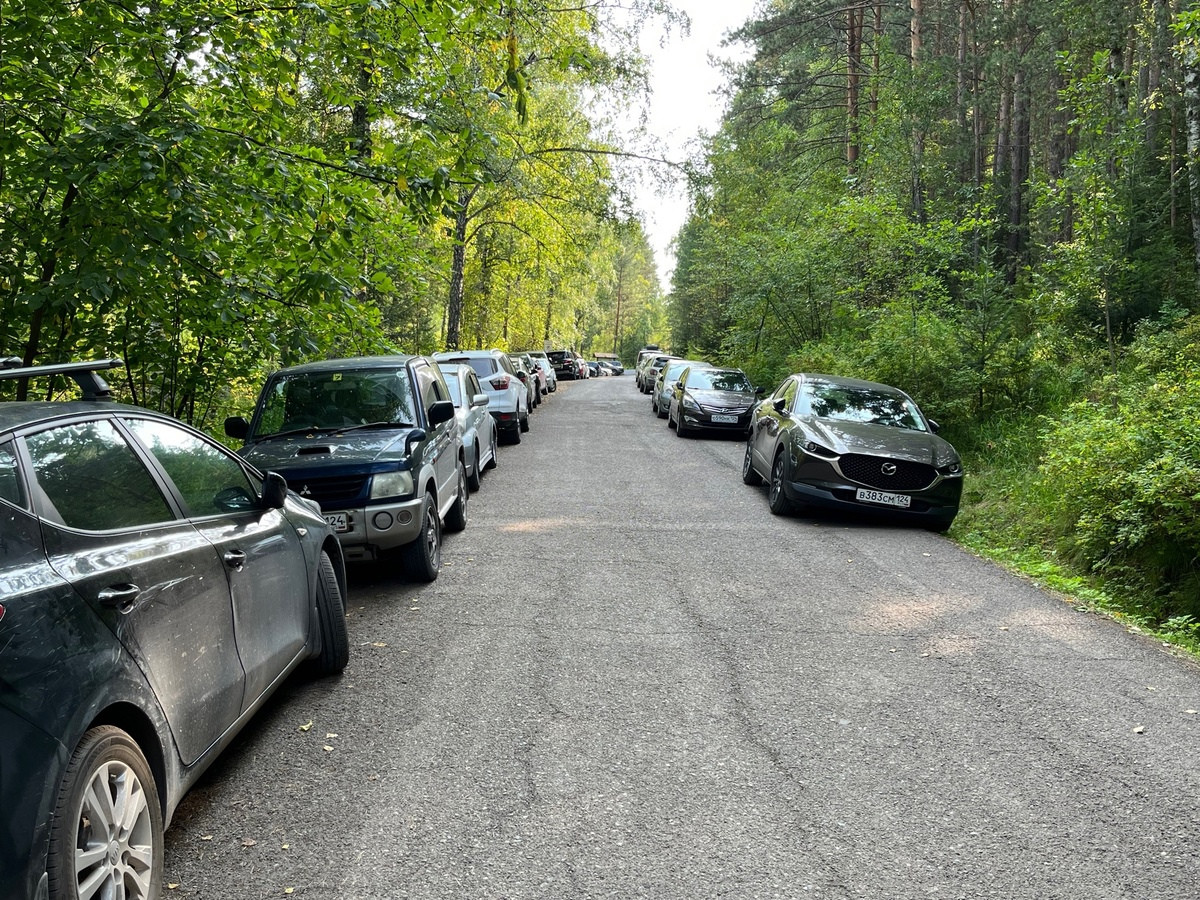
433,350,529,443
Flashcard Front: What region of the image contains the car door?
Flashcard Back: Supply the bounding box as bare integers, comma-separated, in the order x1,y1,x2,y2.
414,362,458,501
753,377,798,473
123,416,311,710
21,416,244,765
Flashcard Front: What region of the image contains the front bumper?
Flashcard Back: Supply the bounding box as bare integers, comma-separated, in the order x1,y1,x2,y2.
785,455,963,525
325,497,426,561
680,410,753,433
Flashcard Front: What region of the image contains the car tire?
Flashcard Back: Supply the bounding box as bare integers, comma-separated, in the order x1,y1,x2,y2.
742,441,763,485
312,549,350,674
768,452,795,515
445,463,469,532
676,414,689,437
467,446,482,491
401,492,441,581
519,411,530,433
485,429,499,469
508,423,522,445
48,725,164,900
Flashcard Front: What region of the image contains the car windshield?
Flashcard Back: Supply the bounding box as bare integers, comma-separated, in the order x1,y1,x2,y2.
255,369,418,436
686,369,752,392
804,383,927,431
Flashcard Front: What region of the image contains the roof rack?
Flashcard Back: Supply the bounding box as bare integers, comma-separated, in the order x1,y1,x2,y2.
0,359,126,401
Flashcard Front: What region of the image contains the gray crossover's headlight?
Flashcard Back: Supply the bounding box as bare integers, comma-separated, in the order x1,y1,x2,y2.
371,470,414,499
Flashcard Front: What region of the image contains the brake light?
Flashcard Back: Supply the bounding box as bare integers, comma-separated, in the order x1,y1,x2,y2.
490,375,511,390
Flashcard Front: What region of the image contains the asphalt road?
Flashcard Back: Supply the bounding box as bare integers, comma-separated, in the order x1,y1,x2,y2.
165,374,1200,899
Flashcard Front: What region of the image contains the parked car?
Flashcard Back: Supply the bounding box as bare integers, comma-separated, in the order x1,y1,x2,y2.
576,356,591,379
586,361,602,377
510,354,540,408
596,357,625,375
637,353,677,393
652,358,711,418
1,358,349,900
517,352,549,397
434,349,529,443
547,349,578,381
667,365,763,437
226,355,468,580
742,373,964,531
438,363,498,490
529,354,558,393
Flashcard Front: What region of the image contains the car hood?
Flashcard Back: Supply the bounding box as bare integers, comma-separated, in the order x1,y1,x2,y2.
241,428,417,470
689,389,756,410
804,419,958,465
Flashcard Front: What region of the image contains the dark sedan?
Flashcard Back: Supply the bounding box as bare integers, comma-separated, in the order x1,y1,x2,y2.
1,359,349,900
667,366,762,437
742,373,963,530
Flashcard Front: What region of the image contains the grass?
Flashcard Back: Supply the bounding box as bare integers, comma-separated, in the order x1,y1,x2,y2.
948,418,1200,660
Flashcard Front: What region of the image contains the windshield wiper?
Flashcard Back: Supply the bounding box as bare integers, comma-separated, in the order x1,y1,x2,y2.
257,425,344,440
337,421,415,432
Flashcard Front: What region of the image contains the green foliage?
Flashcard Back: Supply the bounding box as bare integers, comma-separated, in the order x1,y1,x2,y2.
1037,317,1200,618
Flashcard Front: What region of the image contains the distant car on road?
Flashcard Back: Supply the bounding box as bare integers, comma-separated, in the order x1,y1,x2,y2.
667,365,762,437
652,358,711,418
742,372,963,531
1,358,349,900
435,349,529,443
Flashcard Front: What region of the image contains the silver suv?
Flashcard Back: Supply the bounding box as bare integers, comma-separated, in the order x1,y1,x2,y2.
433,350,530,443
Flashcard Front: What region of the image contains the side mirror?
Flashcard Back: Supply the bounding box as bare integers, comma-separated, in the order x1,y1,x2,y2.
773,397,787,414
471,393,489,408
928,419,941,434
755,386,766,395
427,399,455,427
225,416,250,440
405,428,428,455
261,471,288,509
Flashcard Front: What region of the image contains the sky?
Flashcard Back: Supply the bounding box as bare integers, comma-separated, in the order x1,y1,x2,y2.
631,0,757,289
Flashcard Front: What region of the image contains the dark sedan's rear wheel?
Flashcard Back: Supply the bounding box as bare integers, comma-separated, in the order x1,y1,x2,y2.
312,549,349,674
48,726,163,900
742,441,763,485
768,452,794,515
401,492,441,581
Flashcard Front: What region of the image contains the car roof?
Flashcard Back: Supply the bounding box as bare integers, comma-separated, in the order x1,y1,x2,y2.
0,400,179,434
433,349,504,358
269,355,419,376
799,372,911,395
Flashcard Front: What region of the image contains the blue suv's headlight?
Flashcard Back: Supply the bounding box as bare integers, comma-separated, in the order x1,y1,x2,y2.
370,470,413,499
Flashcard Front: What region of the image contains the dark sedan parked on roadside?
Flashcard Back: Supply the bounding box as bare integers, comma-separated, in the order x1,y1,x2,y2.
0,359,349,900
667,365,762,437
741,372,963,530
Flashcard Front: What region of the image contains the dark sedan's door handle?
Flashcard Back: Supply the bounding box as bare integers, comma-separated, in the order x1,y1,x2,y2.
97,584,140,612
223,549,247,571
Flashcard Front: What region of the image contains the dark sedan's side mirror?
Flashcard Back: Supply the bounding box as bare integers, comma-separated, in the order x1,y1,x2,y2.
261,471,288,509
773,397,787,414
928,419,941,434
225,416,250,440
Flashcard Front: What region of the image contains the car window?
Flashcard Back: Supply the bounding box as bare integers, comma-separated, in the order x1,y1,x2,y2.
25,419,175,530
804,383,927,431
415,365,448,414
257,368,418,434
125,418,261,517
443,374,463,406
780,379,798,410
498,355,516,375
467,371,483,397
686,369,752,391
0,441,26,509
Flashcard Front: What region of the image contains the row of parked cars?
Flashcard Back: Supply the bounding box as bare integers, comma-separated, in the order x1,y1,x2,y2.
631,349,965,533
0,348,559,900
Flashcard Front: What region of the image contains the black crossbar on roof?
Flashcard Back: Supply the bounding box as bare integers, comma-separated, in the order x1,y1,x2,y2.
0,359,126,400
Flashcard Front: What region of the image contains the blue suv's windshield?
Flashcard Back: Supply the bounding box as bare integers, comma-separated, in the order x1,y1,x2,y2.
254,370,418,437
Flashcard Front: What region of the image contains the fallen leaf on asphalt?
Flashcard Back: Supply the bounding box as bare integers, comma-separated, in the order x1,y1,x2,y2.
242,838,257,847
167,884,179,890
1187,709,1197,715
282,843,290,850
285,888,295,895
299,720,313,732
371,642,387,648
326,733,338,738
1134,725,1145,734
323,745,334,752
200,835,213,842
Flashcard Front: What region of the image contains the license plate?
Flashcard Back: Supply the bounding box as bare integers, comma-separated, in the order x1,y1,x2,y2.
855,488,911,509
711,414,738,424
325,512,349,532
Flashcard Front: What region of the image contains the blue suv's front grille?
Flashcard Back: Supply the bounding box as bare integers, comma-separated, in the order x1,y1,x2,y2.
290,474,369,507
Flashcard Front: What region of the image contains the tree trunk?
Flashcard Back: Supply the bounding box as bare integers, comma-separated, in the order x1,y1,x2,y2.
847,5,863,173
1182,47,1200,293
445,187,477,350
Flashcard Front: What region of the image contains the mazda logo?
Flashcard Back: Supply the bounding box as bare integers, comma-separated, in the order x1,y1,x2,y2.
880,462,897,476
